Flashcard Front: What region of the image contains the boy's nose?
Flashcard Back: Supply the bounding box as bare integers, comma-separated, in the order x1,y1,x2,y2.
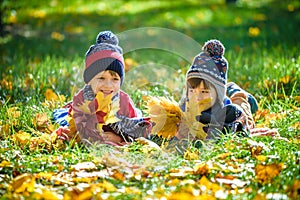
103,80,112,86
196,94,205,101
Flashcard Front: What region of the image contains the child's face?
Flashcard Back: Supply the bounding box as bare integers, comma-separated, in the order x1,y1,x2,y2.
188,80,217,111
88,70,121,97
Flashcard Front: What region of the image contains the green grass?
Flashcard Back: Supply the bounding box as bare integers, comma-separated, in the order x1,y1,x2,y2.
0,0,300,199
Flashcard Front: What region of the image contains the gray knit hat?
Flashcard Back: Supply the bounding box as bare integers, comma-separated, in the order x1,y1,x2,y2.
84,31,125,84
187,39,228,105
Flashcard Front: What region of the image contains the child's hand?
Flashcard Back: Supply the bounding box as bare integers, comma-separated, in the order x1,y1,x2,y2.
102,131,124,144
109,116,152,139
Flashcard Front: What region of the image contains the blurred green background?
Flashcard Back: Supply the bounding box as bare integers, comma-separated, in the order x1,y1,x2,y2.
0,0,299,103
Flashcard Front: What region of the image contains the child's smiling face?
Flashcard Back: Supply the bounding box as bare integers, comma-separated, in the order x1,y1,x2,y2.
188,78,217,111
88,70,121,97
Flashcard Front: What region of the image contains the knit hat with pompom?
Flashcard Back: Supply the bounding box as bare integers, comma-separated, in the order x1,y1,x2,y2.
84,31,125,84
187,39,228,105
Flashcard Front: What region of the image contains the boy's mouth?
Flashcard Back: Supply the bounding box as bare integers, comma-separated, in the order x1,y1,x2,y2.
101,90,114,96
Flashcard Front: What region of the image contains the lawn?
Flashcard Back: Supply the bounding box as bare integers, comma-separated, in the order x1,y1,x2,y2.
0,0,300,199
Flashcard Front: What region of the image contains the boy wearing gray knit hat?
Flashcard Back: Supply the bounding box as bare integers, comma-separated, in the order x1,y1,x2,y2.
179,39,256,138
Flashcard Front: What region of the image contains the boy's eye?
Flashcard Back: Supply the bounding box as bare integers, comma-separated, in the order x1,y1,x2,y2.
113,77,120,81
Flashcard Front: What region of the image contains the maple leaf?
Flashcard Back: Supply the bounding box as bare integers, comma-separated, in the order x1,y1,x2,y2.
146,96,208,140
103,96,120,125
146,96,182,139
76,100,92,114
95,92,113,114
181,95,209,140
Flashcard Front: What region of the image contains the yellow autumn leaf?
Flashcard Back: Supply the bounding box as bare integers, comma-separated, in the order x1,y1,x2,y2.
95,92,113,114
288,180,300,199
0,160,13,168
103,97,120,125
64,183,92,200
167,192,195,200
216,152,232,160
194,163,209,175
199,176,222,193
184,149,199,160
136,137,161,151
255,163,284,184
32,188,62,200
33,113,49,129
77,101,92,114
45,88,59,101
96,180,117,192
248,27,260,37
256,155,267,162
0,121,11,137
147,96,182,139
182,95,209,140
11,173,35,193
35,172,54,181
12,130,31,146
112,170,126,181
7,107,21,118
29,132,58,152
279,75,290,84
51,31,65,41
32,112,55,133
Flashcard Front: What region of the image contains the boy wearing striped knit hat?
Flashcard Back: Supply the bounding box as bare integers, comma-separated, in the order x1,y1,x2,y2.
53,31,152,146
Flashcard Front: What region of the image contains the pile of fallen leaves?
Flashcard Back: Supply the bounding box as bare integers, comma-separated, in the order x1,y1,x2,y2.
1,134,300,199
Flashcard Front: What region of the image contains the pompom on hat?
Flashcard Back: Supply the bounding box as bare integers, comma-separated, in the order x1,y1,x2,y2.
84,31,125,84
187,39,228,105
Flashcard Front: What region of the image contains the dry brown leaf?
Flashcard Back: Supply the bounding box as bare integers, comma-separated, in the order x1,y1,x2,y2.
288,180,300,199
194,163,209,175
255,163,284,184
